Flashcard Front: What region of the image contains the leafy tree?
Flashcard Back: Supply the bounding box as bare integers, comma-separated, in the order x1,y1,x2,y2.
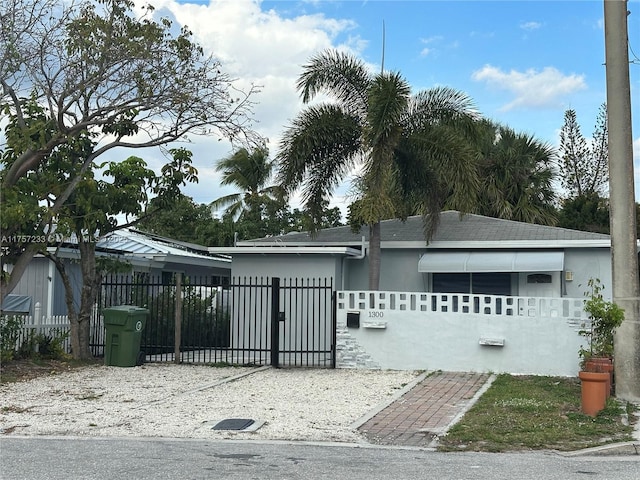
287,201,343,233
558,104,608,198
137,195,236,246
139,195,342,244
210,147,284,220
277,49,480,289
1,100,92,297
472,119,558,225
47,149,198,359
229,197,344,240
0,0,260,301
557,193,610,234
556,105,612,234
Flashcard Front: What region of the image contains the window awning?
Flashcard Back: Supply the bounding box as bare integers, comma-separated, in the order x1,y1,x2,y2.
418,251,564,273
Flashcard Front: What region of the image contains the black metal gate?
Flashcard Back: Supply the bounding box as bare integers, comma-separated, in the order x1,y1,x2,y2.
94,275,336,367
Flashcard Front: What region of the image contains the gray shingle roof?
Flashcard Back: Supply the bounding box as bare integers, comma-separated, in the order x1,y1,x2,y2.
241,211,610,246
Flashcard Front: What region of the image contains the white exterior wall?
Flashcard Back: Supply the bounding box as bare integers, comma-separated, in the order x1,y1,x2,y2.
231,254,342,285
346,247,612,298
336,291,588,376
562,248,612,298
346,249,426,291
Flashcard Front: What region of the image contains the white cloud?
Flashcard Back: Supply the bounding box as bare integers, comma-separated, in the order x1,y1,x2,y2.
125,0,362,207
469,30,495,39
421,35,443,44
419,35,456,58
420,47,432,57
471,65,587,111
147,0,357,80
520,21,542,31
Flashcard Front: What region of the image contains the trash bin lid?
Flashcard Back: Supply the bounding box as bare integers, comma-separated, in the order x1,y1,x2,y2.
102,305,149,314
102,305,149,317
102,305,149,326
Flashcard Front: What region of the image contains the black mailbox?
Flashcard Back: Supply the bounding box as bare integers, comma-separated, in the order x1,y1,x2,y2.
347,311,360,328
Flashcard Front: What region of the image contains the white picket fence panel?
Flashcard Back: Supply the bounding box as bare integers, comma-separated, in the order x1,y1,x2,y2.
8,302,102,355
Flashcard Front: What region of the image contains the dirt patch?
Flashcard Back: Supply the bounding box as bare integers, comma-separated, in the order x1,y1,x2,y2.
0,358,102,384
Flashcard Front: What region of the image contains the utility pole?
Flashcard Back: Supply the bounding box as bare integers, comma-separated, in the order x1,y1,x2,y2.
604,0,640,401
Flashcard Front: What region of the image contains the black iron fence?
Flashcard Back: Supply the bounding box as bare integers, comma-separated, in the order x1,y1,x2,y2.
94,275,335,367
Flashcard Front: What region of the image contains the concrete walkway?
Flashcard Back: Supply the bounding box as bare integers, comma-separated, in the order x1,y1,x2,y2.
355,371,494,448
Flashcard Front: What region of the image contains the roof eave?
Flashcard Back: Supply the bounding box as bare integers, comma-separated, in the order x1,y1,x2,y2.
208,246,363,256
231,240,615,250
424,240,614,249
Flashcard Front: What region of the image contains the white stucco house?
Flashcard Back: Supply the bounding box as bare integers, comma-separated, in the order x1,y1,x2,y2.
209,211,612,298
209,211,621,376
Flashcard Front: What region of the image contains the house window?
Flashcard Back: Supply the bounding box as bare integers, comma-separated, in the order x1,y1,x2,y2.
161,271,175,286
527,274,552,284
432,273,512,295
432,273,469,293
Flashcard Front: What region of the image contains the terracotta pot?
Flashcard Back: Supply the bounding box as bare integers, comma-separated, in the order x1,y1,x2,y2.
579,371,609,416
584,357,614,397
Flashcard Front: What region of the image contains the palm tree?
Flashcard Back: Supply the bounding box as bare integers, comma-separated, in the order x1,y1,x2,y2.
472,119,558,225
210,147,284,220
276,49,481,289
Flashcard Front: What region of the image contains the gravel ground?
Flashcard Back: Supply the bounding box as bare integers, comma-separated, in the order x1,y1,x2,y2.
0,364,419,443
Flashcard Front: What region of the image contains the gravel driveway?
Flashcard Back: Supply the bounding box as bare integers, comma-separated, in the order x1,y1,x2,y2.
0,364,420,443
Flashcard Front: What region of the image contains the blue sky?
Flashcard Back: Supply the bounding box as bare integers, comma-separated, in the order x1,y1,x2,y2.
134,0,640,214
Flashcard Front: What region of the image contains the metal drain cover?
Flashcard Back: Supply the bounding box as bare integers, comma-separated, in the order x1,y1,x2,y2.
212,418,256,431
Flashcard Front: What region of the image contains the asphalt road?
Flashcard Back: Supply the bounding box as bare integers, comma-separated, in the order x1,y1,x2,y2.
1,437,639,480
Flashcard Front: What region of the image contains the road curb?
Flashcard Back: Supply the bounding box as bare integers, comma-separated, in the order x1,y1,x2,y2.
559,441,640,457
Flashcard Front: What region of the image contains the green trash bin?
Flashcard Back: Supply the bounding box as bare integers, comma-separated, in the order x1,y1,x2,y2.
103,305,148,367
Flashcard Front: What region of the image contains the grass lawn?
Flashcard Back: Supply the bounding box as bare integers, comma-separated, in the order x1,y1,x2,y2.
438,374,637,452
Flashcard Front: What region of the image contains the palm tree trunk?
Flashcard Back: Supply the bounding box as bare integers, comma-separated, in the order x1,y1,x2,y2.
368,222,381,290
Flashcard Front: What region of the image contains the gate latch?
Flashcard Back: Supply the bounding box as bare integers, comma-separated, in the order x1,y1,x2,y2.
278,312,286,322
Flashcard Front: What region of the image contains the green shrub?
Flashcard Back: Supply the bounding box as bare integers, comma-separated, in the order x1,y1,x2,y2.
579,278,624,364
14,328,69,361
0,315,23,363
35,329,70,360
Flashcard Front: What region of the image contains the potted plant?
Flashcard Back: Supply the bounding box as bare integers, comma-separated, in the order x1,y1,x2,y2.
578,278,624,415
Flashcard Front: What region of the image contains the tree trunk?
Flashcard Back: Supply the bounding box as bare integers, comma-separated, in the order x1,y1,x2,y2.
51,256,82,358
76,240,101,360
50,239,100,360
368,222,381,290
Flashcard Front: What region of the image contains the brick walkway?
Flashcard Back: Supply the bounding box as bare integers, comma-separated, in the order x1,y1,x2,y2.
357,371,492,448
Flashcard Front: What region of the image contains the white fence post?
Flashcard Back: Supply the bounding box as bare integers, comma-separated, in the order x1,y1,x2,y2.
34,302,42,325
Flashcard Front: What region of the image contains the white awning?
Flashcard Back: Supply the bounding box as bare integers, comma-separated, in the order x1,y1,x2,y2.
418,251,564,273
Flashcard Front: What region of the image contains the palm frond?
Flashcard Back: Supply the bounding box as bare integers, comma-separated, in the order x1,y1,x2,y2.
297,49,371,116
405,86,480,137
403,123,480,214
364,72,410,189
209,193,242,212
276,103,362,194
215,147,273,193
473,120,558,224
